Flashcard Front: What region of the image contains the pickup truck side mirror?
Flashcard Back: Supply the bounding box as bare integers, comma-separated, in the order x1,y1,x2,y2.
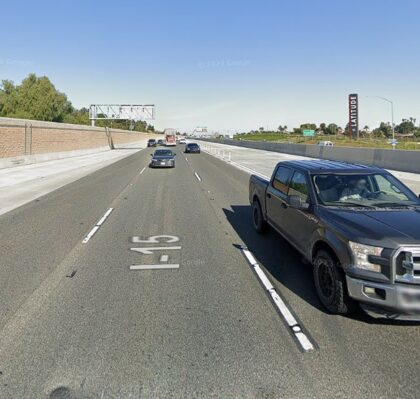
288,195,310,210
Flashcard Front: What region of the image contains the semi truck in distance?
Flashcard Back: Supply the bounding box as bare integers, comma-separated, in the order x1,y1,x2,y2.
164,128,177,146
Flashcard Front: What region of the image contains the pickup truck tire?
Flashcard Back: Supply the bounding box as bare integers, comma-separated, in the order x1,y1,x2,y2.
252,200,268,234
313,250,357,314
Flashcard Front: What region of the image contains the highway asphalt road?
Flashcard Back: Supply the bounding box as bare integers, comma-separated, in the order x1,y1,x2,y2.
0,145,419,398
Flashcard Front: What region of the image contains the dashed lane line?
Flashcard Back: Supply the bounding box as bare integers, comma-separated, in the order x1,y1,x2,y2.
82,208,113,243
194,172,202,182
130,264,180,270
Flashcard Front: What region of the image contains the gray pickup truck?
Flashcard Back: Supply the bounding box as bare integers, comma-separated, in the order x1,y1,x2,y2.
249,159,420,320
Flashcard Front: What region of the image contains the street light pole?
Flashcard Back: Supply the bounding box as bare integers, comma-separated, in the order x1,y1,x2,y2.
367,96,395,140
375,96,395,141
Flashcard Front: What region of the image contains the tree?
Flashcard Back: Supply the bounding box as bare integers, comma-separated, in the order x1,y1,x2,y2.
0,74,72,122
0,73,158,132
300,123,317,131
325,123,338,135
395,119,416,135
63,107,89,125
0,80,17,116
318,123,327,134
372,122,392,138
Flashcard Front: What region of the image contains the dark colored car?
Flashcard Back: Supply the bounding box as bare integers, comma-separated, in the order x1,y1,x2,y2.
157,139,164,146
150,149,176,168
185,143,201,154
147,139,157,147
249,159,420,320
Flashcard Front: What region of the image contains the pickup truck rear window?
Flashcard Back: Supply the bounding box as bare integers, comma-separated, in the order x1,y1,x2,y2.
272,166,292,194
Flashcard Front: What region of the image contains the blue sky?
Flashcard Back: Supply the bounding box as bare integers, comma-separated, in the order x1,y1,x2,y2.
1,0,419,132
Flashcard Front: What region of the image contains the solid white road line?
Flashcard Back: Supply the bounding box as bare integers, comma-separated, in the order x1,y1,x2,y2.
82,208,114,243
194,172,202,182
130,264,179,270
140,167,146,174
241,246,315,352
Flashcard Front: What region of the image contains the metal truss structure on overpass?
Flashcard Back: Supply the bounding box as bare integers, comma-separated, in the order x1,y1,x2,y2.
89,104,155,128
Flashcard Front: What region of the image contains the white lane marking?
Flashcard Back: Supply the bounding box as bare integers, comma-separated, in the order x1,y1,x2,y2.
268,288,300,328
82,225,100,244
82,208,114,243
254,265,274,291
140,167,146,174
242,248,259,266
130,264,179,270
160,255,169,262
185,158,189,163
130,246,182,255
240,246,315,352
132,235,179,243
194,172,202,182
96,208,113,226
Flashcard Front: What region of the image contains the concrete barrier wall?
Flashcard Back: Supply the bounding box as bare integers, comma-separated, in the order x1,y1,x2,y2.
0,117,159,168
199,138,420,174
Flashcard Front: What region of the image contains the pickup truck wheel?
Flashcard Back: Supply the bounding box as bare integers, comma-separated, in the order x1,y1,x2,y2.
313,250,357,314
252,200,268,234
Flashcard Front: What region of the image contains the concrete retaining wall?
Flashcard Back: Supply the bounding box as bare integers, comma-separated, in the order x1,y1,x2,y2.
199,138,420,174
0,117,158,168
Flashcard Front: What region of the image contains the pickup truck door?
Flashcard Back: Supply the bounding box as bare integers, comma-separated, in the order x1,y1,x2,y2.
266,166,292,234
279,170,316,256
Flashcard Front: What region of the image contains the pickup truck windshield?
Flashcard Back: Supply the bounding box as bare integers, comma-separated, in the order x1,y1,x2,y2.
313,173,420,207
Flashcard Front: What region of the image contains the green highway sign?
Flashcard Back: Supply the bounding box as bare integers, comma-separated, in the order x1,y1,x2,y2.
303,129,315,136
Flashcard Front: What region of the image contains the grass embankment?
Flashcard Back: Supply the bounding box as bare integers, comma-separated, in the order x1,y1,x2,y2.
233,133,420,151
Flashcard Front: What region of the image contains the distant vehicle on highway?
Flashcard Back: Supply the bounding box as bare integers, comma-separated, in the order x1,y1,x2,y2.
178,138,187,144
150,149,176,168
147,139,157,147
249,159,420,320
164,128,177,146
185,143,201,154
157,139,164,146
318,140,334,147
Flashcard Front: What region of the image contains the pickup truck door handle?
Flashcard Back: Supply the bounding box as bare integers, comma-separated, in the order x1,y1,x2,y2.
267,193,272,199
281,202,288,209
